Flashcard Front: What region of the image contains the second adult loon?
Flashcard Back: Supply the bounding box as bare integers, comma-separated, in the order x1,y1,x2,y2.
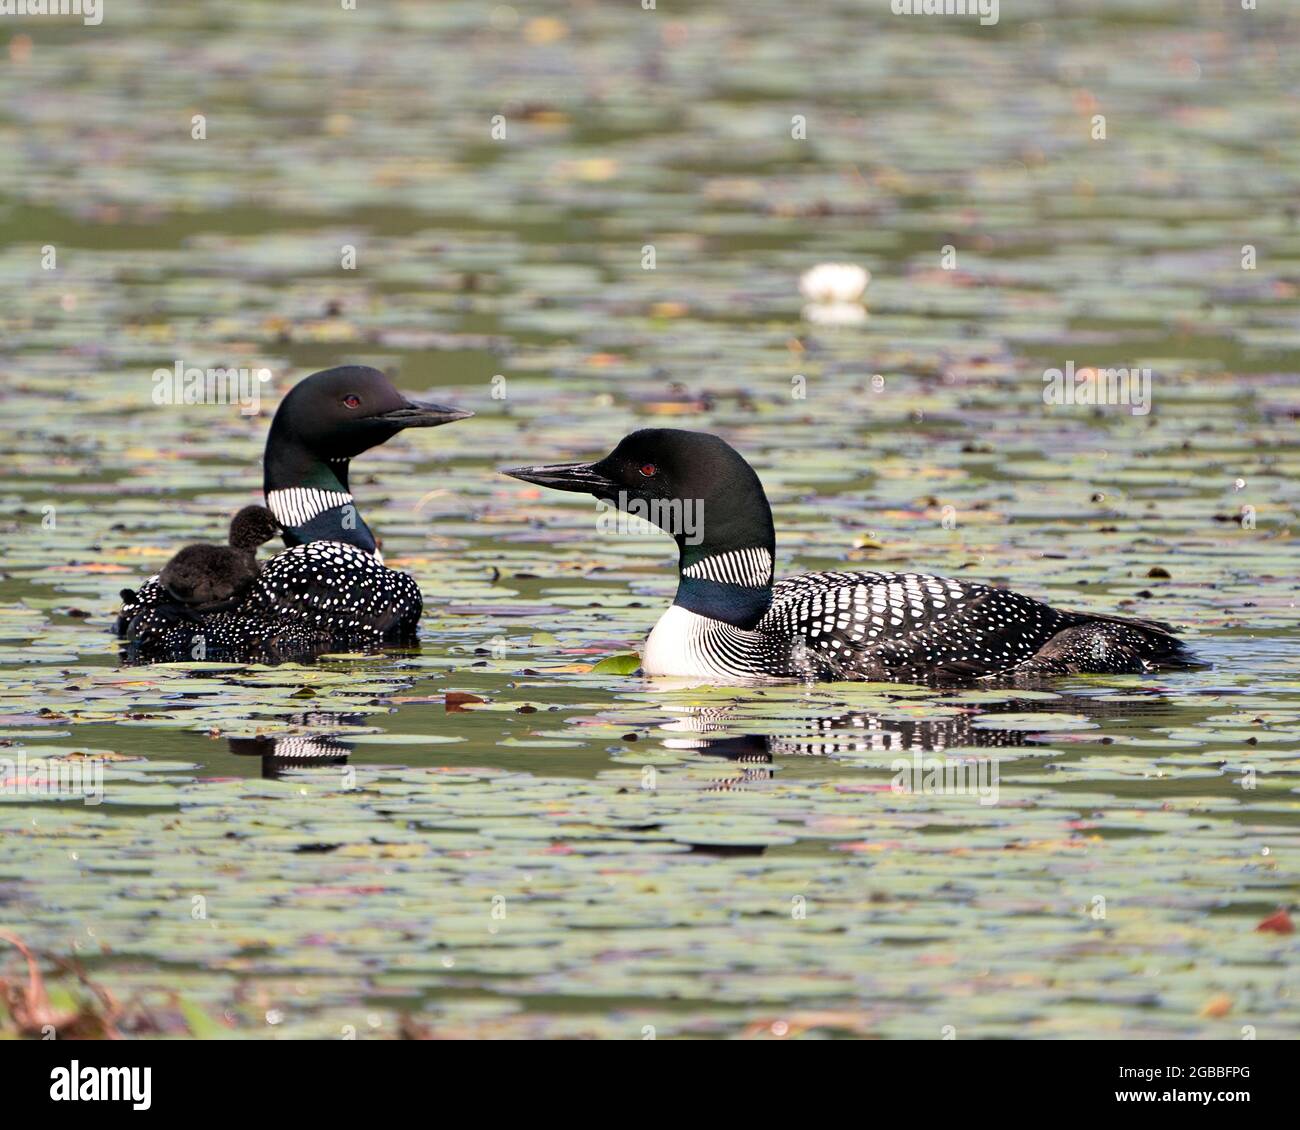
503,429,1196,683
118,365,471,658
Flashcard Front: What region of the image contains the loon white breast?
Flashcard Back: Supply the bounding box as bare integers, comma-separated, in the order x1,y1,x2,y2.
117,364,471,661
642,605,788,681
503,428,1197,684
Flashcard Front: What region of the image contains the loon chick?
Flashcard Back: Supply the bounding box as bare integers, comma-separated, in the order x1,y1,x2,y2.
118,365,472,658
157,505,282,613
503,429,1196,683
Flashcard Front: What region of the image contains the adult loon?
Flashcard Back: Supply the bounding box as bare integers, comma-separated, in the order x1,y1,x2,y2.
117,365,471,658
156,505,281,613
503,429,1195,683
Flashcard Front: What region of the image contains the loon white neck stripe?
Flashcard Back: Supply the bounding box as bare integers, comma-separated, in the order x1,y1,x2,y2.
683,547,773,587
267,488,353,528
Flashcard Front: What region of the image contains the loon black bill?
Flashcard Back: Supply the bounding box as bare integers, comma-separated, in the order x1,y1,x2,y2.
375,400,474,427
501,461,617,494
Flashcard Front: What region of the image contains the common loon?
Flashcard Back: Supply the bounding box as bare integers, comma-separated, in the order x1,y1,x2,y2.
503,429,1196,683
155,505,281,613
117,365,471,658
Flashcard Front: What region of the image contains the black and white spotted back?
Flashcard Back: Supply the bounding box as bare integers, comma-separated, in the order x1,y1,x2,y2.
756,569,1190,681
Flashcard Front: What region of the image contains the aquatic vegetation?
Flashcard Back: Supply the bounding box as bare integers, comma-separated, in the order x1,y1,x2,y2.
0,0,1297,1039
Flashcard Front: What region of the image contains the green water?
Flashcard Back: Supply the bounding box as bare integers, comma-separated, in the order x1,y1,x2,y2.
0,0,1296,1038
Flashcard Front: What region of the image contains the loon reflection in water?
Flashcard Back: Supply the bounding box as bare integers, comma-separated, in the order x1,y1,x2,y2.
227,712,359,779
656,690,1177,787
659,702,1033,788
223,693,1173,788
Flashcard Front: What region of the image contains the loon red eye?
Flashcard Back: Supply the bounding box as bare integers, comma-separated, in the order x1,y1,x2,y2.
639,463,658,477
343,394,361,409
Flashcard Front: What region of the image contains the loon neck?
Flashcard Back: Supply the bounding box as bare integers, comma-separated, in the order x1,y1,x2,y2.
674,572,772,629
669,483,776,628
673,544,776,630
262,439,377,552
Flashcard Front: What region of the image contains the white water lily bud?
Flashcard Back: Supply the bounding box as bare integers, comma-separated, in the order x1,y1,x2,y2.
798,262,870,304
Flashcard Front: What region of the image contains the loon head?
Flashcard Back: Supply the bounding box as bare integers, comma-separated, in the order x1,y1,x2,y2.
269,365,472,464
265,365,472,550
504,429,776,623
